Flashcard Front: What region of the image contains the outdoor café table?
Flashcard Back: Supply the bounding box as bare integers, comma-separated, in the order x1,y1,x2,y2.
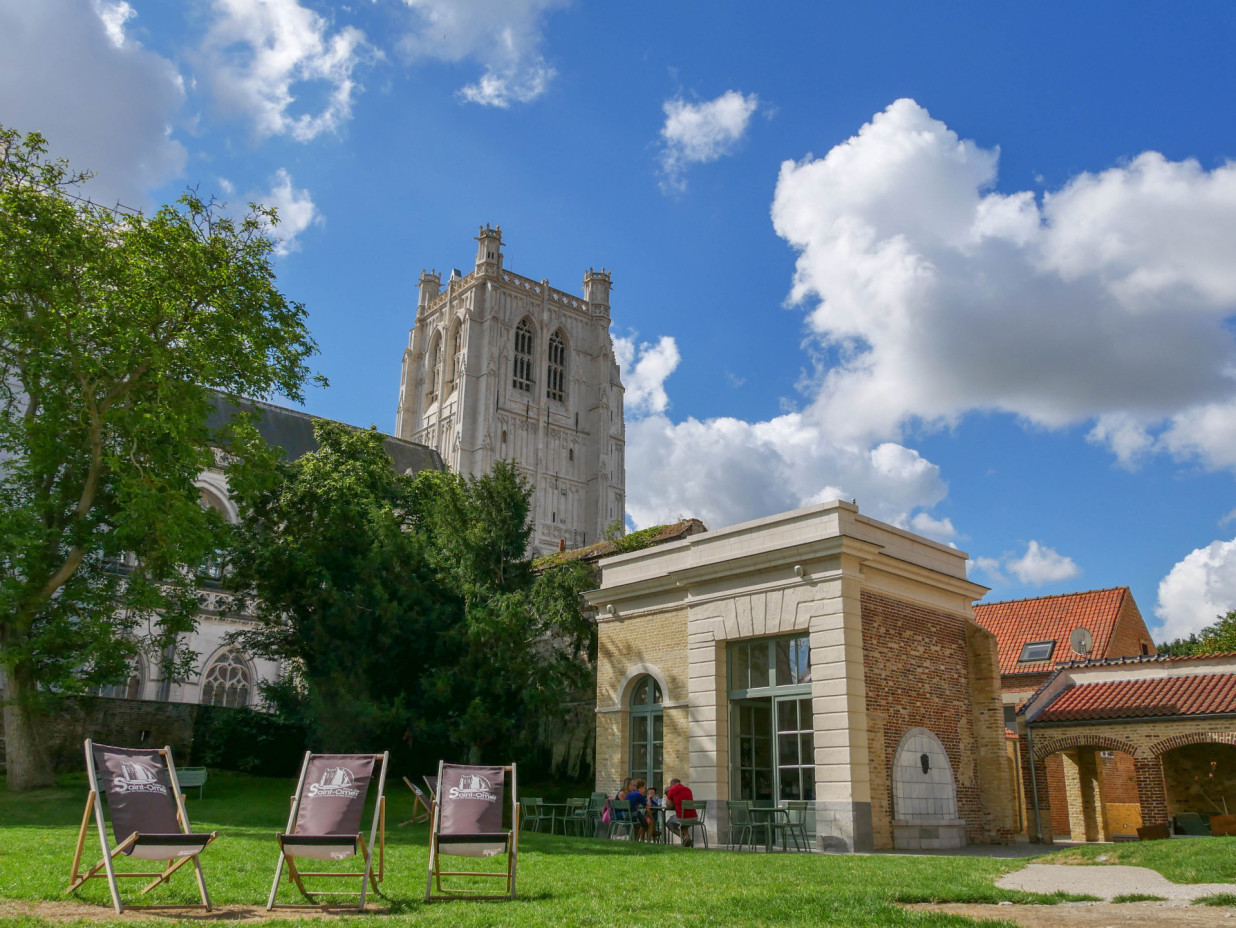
747,801,788,852
540,802,570,835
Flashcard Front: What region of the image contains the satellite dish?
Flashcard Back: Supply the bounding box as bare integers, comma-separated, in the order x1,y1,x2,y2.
1070,627,1094,656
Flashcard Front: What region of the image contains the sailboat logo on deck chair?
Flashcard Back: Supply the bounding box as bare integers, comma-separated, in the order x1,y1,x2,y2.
307,766,360,799
448,773,496,802
114,762,167,794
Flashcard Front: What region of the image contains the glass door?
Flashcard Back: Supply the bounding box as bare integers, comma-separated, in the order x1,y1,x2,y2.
629,676,663,791
775,696,815,800
733,699,774,800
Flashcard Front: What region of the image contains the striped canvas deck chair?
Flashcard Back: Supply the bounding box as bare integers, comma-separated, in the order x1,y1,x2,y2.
267,751,389,911
399,776,432,826
425,762,519,902
67,740,217,914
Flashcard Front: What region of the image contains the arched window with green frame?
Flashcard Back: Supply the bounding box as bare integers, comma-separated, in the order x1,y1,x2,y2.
629,675,663,791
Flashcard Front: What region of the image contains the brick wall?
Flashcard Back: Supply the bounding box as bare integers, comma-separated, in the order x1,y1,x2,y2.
1108,594,1156,658
1100,750,1139,805
861,591,1013,847
1046,753,1071,836
595,606,689,792
0,697,224,773
1161,743,1236,816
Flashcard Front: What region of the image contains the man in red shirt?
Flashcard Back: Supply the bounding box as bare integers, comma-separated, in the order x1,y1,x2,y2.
664,778,698,846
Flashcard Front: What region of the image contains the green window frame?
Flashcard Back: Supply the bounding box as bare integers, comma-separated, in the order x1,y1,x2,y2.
628,675,663,791
728,635,814,802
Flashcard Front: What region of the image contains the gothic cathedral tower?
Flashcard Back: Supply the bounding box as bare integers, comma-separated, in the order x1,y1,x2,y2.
395,225,626,554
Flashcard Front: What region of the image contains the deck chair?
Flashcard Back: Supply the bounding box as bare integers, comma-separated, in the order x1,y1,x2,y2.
267,751,389,911
423,775,438,801
399,776,432,826
67,740,217,914
425,761,519,901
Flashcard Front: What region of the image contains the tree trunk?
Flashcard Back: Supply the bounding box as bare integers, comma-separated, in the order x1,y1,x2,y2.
2,666,57,790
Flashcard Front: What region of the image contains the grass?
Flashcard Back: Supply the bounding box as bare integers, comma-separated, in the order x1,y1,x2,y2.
1110,893,1168,903
1193,894,1236,907
0,772,1059,928
1040,837,1236,884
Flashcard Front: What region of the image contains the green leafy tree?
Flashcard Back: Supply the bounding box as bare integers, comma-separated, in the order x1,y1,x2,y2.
234,448,596,768
0,128,318,789
228,422,459,752
1158,610,1236,656
412,462,596,764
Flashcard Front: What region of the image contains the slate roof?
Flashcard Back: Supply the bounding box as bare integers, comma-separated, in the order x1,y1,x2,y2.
206,394,443,475
1035,673,1236,722
973,587,1133,676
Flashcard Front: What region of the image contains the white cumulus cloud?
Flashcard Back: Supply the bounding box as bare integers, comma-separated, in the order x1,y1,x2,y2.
202,0,376,141
258,168,321,255
0,0,186,208
970,541,1080,586
1156,537,1236,640
659,90,760,193
398,0,568,108
614,335,680,416
770,98,1236,476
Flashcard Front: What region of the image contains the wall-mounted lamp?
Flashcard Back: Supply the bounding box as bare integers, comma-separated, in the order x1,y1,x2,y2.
605,604,616,617
793,565,806,580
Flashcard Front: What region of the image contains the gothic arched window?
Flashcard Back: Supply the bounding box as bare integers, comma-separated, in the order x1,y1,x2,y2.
513,319,534,392
200,649,252,708
449,322,463,393
92,654,145,700
426,333,442,403
547,329,567,403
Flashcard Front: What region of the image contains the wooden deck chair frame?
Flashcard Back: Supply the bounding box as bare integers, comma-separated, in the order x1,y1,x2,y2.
425,761,519,902
267,751,389,911
399,776,432,826
66,739,217,914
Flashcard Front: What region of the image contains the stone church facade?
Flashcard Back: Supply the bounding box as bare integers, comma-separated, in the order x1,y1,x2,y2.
395,226,626,555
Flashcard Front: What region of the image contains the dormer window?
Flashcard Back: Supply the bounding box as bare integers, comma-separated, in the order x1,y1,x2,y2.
1019,640,1056,663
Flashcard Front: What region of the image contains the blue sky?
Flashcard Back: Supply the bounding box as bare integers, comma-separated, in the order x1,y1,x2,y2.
5,0,1236,640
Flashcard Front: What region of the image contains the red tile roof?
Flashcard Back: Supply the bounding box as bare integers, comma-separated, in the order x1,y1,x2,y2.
973,587,1134,676
1035,673,1236,722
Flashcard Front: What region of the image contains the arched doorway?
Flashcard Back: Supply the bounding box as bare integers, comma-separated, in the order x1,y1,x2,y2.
1034,735,1141,842
1158,740,1236,823
628,675,663,791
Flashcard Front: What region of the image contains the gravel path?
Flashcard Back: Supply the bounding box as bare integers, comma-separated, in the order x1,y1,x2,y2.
997,864,1236,905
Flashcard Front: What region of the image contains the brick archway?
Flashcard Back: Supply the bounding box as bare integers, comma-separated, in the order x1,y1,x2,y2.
1150,731,1236,757
1032,732,1139,760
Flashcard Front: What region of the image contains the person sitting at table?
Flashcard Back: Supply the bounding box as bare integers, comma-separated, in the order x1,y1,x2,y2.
664,777,698,847
626,779,650,842
646,787,662,841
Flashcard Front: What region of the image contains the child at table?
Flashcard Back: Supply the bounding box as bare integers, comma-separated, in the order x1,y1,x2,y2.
626,779,650,841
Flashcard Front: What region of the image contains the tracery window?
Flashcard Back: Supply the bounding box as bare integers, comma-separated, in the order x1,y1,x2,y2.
513,319,534,392
200,649,251,708
426,333,442,403
547,329,566,402
449,323,462,393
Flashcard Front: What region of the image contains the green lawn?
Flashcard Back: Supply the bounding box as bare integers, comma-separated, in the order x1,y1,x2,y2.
0,771,1226,927
1040,837,1236,884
